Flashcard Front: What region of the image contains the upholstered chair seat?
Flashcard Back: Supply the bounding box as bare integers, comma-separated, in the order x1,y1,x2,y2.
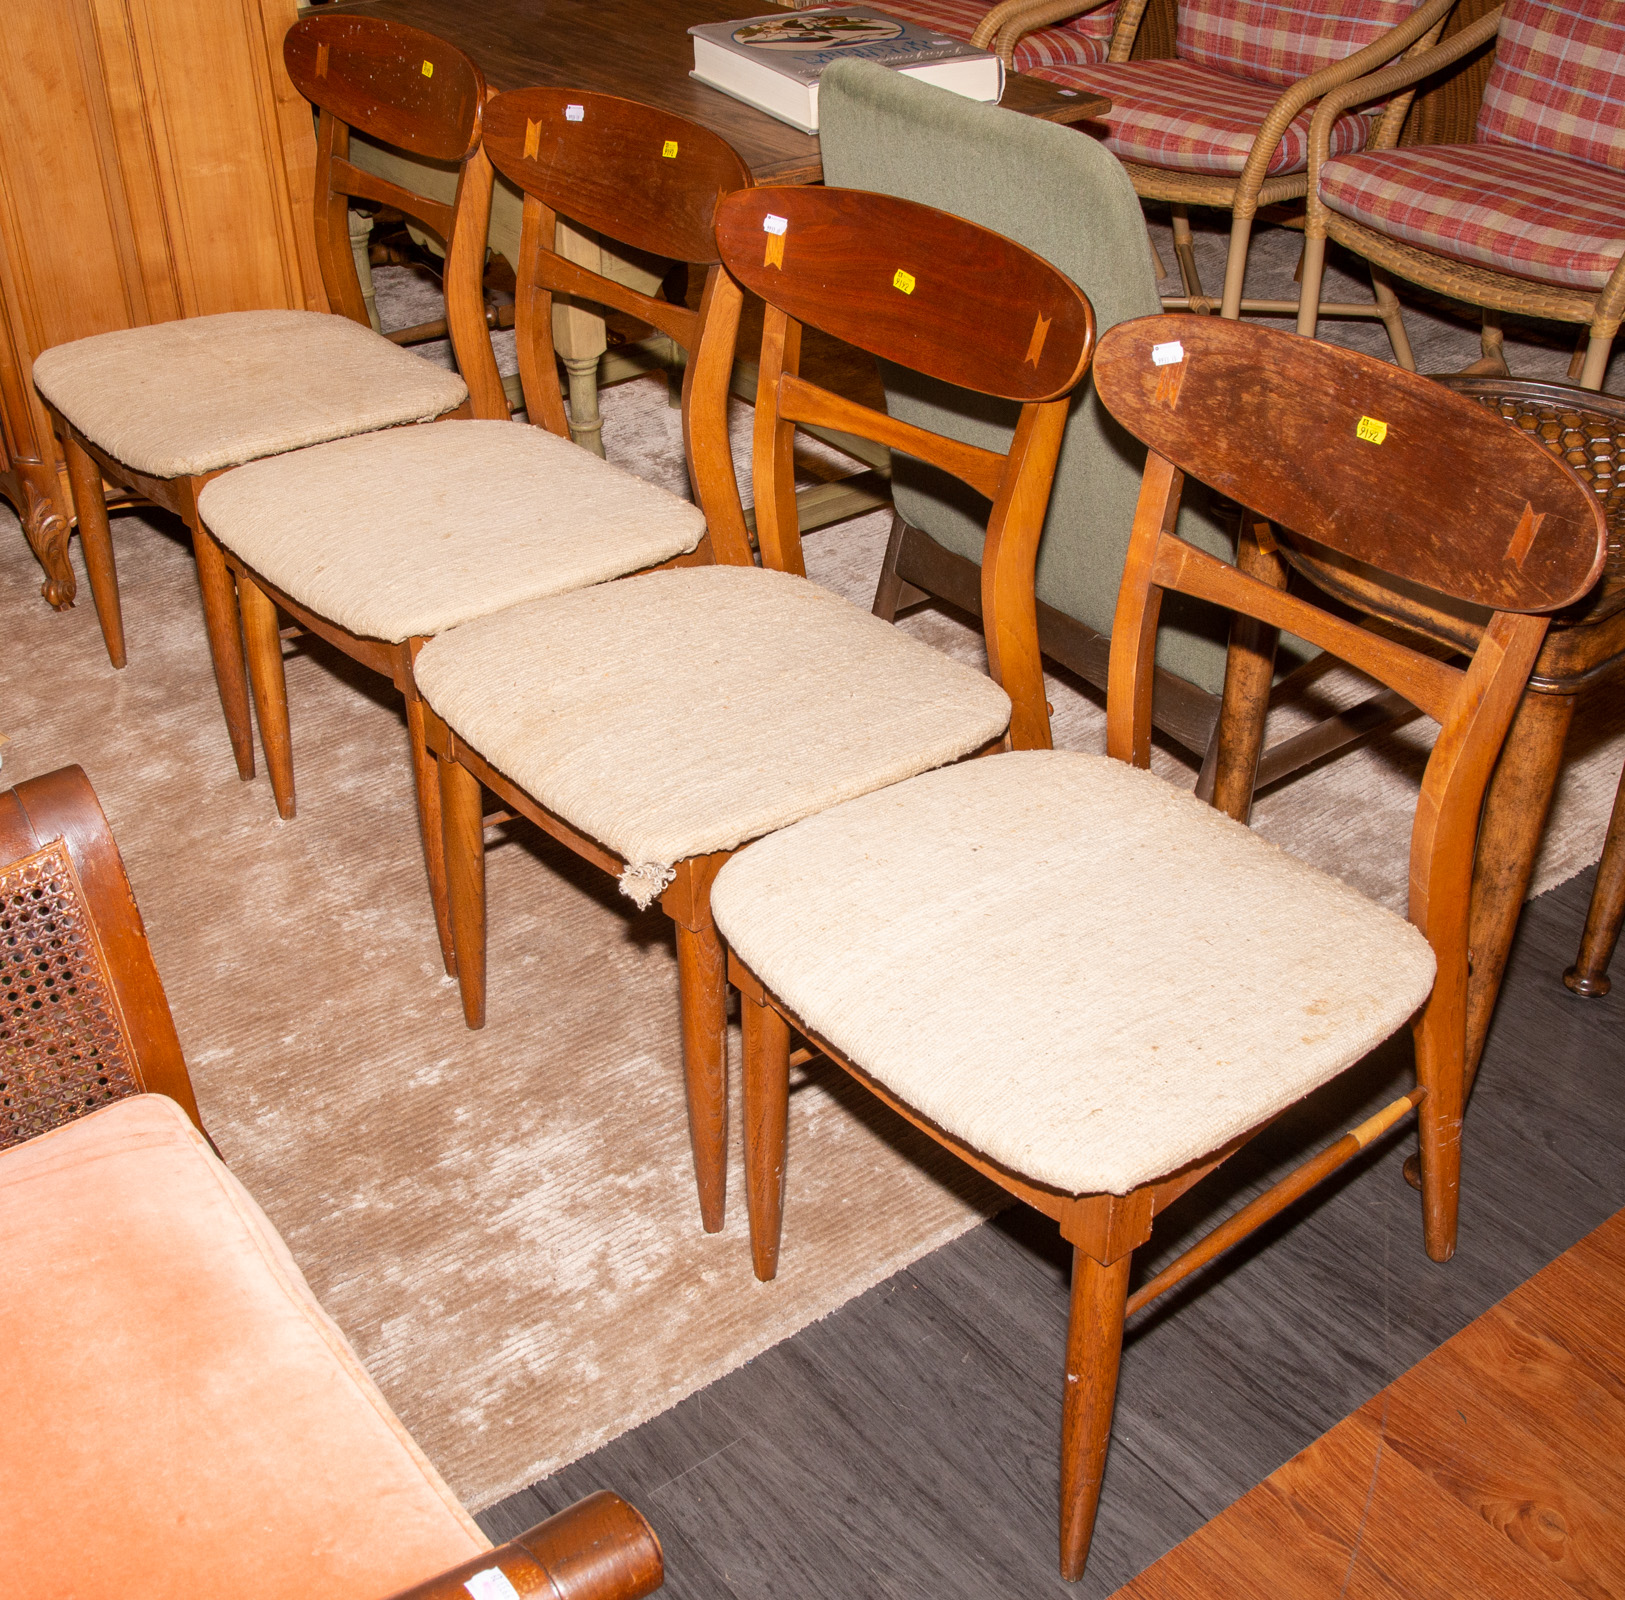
712,750,1436,1194
31,310,468,481
413,565,1013,906
1,1094,487,1599
196,420,706,644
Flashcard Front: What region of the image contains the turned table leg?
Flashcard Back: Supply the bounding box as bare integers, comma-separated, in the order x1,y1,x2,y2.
1565,756,1625,997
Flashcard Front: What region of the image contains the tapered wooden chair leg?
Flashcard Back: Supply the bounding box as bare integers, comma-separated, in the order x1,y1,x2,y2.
62,433,125,668
439,754,486,1029
1412,1009,1462,1264
187,515,256,781
1059,1246,1133,1583
406,693,456,978
675,917,729,1234
742,992,791,1280
238,577,295,820
1566,759,1625,997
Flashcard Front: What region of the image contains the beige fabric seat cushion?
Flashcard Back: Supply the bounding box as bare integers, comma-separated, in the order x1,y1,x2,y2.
31,310,468,479
0,1095,487,1600
197,421,707,643
711,751,1437,1196
414,565,1012,904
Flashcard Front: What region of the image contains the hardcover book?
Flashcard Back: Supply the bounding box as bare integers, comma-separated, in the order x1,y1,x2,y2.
689,8,1005,134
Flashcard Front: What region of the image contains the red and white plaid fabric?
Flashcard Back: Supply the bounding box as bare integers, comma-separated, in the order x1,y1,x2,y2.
1476,0,1625,171
1039,58,1376,173
1320,143,1625,289
865,0,1116,71
1176,0,1422,87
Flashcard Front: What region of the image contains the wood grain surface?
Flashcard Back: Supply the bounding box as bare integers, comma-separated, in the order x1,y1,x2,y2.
323,0,1109,183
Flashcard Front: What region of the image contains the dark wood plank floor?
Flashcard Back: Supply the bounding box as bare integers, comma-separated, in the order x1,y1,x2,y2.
478,867,1625,1598
1116,1205,1625,1598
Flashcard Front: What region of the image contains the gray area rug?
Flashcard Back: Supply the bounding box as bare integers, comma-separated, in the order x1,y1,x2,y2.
2,216,1618,1511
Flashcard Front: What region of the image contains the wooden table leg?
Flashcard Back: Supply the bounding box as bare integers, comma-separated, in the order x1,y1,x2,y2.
1564,756,1625,997
1464,688,1577,1091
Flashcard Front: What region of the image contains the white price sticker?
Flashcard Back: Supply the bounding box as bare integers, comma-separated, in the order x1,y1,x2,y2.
1151,341,1185,366
565,104,584,122
762,213,788,235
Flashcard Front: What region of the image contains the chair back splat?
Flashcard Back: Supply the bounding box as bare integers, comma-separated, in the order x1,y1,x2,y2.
482,88,754,558
0,765,202,1146
283,16,504,418
715,184,1097,748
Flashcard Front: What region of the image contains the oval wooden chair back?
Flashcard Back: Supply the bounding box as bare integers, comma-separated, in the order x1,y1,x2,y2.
0,764,202,1148
284,14,504,418
714,183,1098,746
482,87,754,546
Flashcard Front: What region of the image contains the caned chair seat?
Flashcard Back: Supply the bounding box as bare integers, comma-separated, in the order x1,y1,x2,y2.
31,310,468,480
1,1094,486,1599
414,565,1013,904
196,421,707,644
1042,57,1377,175
878,0,1116,69
1319,143,1625,293
712,750,1436,1195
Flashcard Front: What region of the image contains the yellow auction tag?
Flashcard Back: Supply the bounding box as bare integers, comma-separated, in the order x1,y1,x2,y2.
662,140,680,158
421,59,434,77
1356,415,1388,444
893,269,916,294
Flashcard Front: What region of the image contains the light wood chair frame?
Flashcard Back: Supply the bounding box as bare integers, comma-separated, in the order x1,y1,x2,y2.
996,0,1458,328
225,89,752,978
428,183,1095,1233
726,314,1606,1582
1297,3,1625,389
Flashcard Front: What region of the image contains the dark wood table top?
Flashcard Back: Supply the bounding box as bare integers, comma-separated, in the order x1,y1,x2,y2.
323,0,1110,184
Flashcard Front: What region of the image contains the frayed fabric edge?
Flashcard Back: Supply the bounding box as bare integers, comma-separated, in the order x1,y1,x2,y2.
618,861,676,910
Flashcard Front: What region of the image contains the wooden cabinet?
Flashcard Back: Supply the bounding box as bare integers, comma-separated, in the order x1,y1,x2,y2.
0,0,325,607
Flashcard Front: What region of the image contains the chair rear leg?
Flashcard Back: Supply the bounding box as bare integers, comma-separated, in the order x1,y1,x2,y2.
1170,206,1204,307
675,915,729,1233
1059,1247,1133,1582
238,577,295,820
742,990,791,1281
1566,759,1625,998
405,689,456,978
62,434,125,669
1371,267,1416,371
1411,1006,1462,1264
439,754,487,1028
187,512,256,781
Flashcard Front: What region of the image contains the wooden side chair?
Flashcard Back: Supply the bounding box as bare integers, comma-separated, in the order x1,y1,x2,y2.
1014,0,1458,326
30,14,504,744
1298,0,1625,388
195,92,750,979
709,316,1605,1582
0,768,664,1600
412,185,1095,1232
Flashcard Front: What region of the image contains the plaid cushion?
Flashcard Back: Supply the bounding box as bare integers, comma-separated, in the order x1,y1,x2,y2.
871,0,1114,70
1178,0,1423,88
1040,58,1376,174
1476,0,1625,171
1320,143,1625,289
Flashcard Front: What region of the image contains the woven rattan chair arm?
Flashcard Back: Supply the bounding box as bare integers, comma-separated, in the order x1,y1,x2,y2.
1232,0,1462,204
982,0,1117,60
1307,3,1503,170
1107,0,1154,62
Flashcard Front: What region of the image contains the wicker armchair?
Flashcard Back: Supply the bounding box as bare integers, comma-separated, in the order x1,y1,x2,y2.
770,0,1122,72
0,765,664,1600
1002,0,1459,328
1298,0,1625,389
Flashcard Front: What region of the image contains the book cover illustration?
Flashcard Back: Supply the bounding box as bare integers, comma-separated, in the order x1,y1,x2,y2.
692,8,993,86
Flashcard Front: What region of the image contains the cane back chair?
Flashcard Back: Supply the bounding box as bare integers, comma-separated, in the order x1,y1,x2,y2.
1,763,202,1147
1299,0,1625,388
1019,0,1459,331
710,315,1605,1581
412,184,1095,1232
32,14,504,724
196,91,751,980
0,766,665,1600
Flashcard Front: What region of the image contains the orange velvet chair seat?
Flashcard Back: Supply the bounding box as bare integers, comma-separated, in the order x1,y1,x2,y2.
0,1095,488,1600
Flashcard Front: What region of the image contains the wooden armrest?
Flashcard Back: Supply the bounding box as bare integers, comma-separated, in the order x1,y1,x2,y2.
382,1492,663,1600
